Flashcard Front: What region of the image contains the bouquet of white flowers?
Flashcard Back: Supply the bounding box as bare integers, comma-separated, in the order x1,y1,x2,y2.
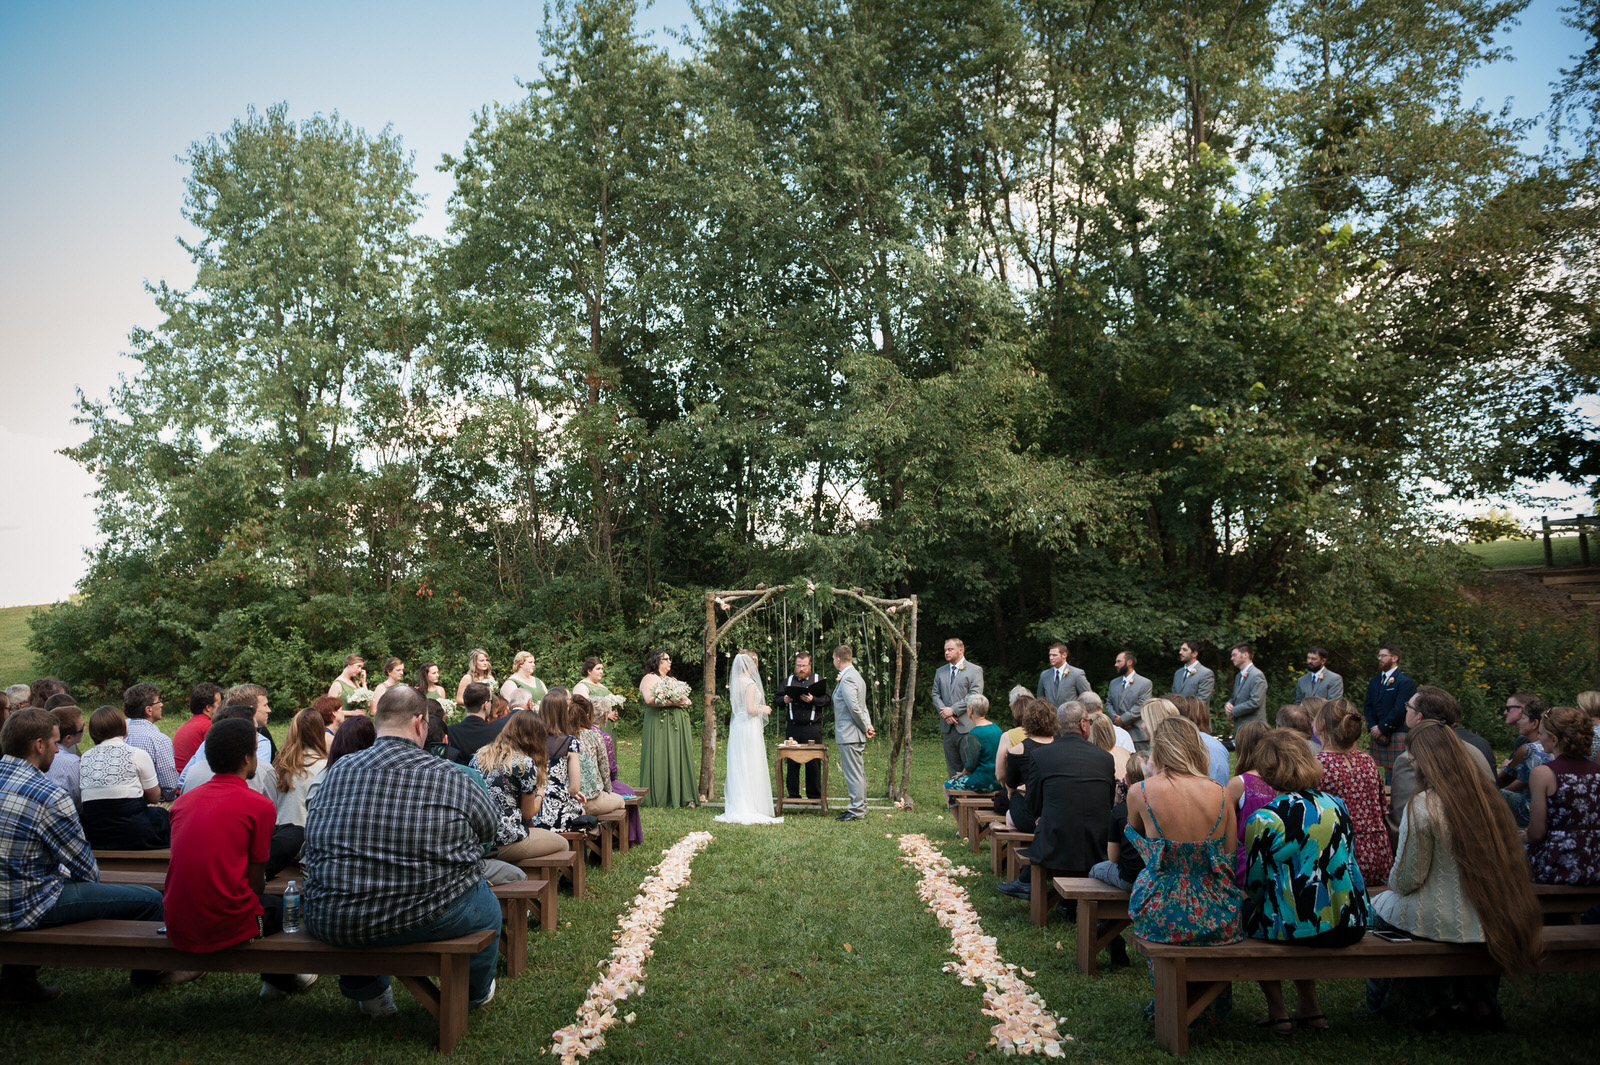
435,697,461,721
655,677,692,705
596,693,625,715
346,687,374,711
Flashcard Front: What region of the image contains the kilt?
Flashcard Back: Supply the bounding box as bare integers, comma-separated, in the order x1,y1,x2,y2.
1369,729,1406,780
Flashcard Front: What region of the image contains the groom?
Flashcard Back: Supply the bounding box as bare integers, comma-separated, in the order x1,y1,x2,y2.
831,644,873,821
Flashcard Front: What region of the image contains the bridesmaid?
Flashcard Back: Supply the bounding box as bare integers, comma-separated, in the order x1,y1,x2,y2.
415,662,449,702
372,658,406,705
638,650,697,808
501,650,548,706
456,648,496,705
327,654,368,715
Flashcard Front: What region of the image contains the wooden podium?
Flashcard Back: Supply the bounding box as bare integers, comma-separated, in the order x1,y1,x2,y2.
773,743,830,815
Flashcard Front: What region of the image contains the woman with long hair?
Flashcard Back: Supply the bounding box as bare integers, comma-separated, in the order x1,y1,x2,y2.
638,649,697,808
471,710,568,861
269,708,329,876
574,657,622,724
1524,705,1600,884
574,664,641,844
1369,720,1544,1028
327,654,367,714
1089,713,1131,802
326,715,376,767
1314,699,1393,885
309,695,344,741
456,648,496,705
528,688,588,832
1223,720,1274,885
570,692,626,816
415,662,449,702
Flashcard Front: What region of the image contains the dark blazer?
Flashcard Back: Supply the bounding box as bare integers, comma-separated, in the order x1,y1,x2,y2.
1363,669,1416,736
1022,733,1115,873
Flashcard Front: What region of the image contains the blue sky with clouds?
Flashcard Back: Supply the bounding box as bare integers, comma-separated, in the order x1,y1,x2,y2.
0,0,1585,606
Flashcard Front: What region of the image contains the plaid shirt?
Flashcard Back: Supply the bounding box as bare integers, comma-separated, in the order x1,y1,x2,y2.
125,717,178,798
0,755,100,931
302,737,495,942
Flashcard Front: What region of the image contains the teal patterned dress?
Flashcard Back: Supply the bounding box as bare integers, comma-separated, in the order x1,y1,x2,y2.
1244,790,1369,945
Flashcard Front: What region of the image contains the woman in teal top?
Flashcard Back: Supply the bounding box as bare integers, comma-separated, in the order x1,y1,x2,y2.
1243,729,1368,1032
945,695,1002,792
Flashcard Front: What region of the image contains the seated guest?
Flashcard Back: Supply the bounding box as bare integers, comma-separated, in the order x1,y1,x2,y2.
310,695,345,741
488,694,511,722
945,695,1002,793
1243,728,1368,1032
1525,705,1600,884
1089,755,1146,892
1126,718,1244,1023
79,706,170,850
471,709,569,862
1314,699,1393,885
581,685,642,847
3,683,28,711
172,682,222,773
1138,699,1180,756
1173,695,1228,786
1579,690,1600,760
991,688,1032,817
0,708,192,1004
269,709,330,878
1387,686,1494,848
305,715,377,811
530,689,590,833
46,705,84,809
1370,721,1543,1029
446,682,497,763
303,687,500,1016
1498,699,1552,826
425,704,465,763
1223,721,1273,886
1276,703,1316,749
424,716,526,886
570,693,626,815
1081,691,1134,753
177,704,274,796
994,697,1060,900
122,683,177,800
1090,713,1131,802
225,683,277,763
166,718,315,1000
29,678,68,712
1015,702,1114,897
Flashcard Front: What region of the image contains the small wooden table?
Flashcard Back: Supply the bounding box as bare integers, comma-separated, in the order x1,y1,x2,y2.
773,743,829,815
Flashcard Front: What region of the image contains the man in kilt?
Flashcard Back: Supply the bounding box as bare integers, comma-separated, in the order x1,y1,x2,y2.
1362,644,1415,782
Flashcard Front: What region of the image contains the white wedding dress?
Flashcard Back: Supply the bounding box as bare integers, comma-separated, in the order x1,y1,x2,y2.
715,653,783,825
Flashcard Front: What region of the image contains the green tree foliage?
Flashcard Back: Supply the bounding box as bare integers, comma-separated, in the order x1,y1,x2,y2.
32,2,1596,718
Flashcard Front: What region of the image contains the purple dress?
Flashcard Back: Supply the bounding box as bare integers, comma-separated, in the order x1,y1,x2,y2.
596,727,642,846
1528,755,1600,885
1233,772,1276,886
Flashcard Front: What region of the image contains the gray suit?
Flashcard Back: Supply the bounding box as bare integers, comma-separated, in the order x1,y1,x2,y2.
1036,665,1091,708
1227,666,1268,730
1295,669,1344,702
931,660,984,776
1170,663,1215,702
834,665,871,816
1106,672,1154,749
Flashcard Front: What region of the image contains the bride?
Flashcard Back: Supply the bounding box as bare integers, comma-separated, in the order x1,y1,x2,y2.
715,650,783,825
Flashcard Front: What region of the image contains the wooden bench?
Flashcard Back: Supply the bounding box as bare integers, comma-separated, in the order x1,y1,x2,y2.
0,919,497,1053
92,848,171,873
990,829,1032,880
1052,877,1130,975
516,847,584,904
954,796,1003,853
573,809,627,871
944,790,992,841
1135,924,1600,1057
99,872,552,976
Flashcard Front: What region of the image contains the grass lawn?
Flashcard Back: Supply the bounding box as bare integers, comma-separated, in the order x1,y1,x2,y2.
7,722,1597,1064
0,603,42,683
1462,537,1589,569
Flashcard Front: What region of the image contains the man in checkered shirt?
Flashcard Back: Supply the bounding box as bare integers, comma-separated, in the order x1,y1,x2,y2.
302,685,501,1015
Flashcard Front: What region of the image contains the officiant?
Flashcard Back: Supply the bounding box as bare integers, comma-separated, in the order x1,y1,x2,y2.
780,651,832,800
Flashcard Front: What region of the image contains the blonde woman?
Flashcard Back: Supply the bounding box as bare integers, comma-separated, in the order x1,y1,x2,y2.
456,648,495,705
500,650,548,706
471,711,567,861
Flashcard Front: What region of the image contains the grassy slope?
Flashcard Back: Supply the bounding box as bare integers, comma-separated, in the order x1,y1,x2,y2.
0,604,40,685
6,725,1597,1064
1462,537,1589,568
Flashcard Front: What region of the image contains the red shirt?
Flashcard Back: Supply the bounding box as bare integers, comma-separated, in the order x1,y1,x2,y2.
164,772,275,952
172,714,212,773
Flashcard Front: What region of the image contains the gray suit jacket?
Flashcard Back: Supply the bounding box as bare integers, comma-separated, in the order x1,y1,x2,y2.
1170,664,1215,702
931,661,983,735
1228,666,1268,726
1105,672,1153,738
833,666,871,745
1036,665,1090,708
1295,670,1344,702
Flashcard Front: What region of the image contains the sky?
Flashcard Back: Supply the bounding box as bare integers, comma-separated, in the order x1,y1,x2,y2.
0,0,1587,607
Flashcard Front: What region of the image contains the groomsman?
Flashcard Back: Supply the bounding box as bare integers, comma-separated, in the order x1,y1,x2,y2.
1223,643,1267,732
1170,640,1214,701
1036,642,1090,707
780,652,831,800
832,645,873,821
1106,652,1153,751
931,638,984,777
1363,644,1415,782
1295,646,1344,702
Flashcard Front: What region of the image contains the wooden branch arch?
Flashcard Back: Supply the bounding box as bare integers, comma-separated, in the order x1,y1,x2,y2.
699,582,919,804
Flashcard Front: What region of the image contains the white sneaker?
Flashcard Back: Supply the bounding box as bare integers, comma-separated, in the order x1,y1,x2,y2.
356,986,398,1017
470,979,496,1010
260,973,318,1002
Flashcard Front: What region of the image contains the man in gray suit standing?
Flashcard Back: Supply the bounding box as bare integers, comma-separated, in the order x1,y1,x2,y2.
931,638,983,777
831,644,874,821
1224,642,1268,734
1036,642,1091,708
1106,651,1154,752
1170,640,1215,702
1294,646,1344,702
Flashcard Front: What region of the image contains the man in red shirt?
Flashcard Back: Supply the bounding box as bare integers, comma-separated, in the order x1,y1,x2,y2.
165,718,313,999
172,683,222,774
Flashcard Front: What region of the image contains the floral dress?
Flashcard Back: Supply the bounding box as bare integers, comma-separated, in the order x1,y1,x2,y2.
531,733,586,832
475,754,540,848
1244,790,1369,945
1318,750,1394,885
1503,741,1554,827
1528,756,1600,885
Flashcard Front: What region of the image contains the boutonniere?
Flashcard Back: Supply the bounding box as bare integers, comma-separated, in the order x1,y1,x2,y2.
1384,678,1394,687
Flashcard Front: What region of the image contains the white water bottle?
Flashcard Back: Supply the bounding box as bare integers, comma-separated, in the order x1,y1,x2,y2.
282,880,302,933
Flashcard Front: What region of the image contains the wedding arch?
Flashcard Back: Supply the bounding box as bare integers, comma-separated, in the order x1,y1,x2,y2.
699,582,919,804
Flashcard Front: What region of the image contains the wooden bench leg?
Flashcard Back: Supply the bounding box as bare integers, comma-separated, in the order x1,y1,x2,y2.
1077,899,1101,976
599,823,614,871
990,832,1005,878
539,879,557,932
1150,954,1189,1057
437,953,471,1054
570,854,585,898
501,897,529,979
1030,864,1055,927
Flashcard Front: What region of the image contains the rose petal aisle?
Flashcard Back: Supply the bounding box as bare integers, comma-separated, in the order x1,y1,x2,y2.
549,830,715,1064
898,833,1071,1056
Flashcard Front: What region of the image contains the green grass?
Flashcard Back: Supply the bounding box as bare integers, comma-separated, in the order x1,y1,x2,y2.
0,604,42,685
1462,537,1590,568
7,729,1597,1064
